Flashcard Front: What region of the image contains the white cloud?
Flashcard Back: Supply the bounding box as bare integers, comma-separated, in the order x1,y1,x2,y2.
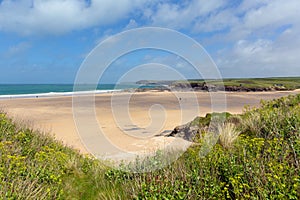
216,25,300,77
148,0,225,30
1,0,299,78
242,0,300,30
227,0,300,40
0,0,147,35
237,0,270,13
189,0,300,77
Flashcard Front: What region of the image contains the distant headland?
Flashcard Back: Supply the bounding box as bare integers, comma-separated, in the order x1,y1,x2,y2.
136,77,300,92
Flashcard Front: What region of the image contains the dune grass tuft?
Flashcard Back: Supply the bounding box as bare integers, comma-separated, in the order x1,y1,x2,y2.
218,123,240,149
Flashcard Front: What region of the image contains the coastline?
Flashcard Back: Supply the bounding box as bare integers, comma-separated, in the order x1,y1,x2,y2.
1,89,300,159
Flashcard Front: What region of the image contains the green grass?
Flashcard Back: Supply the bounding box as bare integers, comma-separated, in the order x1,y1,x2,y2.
188,77,300,90
1,93,300,199
0,113,129,199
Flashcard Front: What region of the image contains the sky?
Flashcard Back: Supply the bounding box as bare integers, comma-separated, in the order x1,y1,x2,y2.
0,0,299,83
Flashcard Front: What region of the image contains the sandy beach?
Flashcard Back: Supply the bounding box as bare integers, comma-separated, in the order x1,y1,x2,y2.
1,90,300,160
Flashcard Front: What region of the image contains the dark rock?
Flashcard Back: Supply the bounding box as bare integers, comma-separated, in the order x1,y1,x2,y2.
167,123,200,141
166,112,232,141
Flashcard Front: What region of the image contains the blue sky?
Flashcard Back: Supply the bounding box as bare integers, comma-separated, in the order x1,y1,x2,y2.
0,0,299,83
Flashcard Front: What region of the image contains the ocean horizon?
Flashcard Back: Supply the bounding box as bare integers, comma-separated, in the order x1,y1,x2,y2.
0,83,146,99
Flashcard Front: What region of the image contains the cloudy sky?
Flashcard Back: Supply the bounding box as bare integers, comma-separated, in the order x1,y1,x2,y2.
0,0,299,83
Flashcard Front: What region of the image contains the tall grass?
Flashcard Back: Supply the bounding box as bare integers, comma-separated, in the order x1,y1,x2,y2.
218,123,240,149
0,112,129,199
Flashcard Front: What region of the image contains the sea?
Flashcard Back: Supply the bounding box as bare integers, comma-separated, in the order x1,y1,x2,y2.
0,84,148,99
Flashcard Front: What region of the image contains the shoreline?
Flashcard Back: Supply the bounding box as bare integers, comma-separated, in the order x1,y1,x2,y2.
1,89,300,160
1,86,300,100
0,89,121,100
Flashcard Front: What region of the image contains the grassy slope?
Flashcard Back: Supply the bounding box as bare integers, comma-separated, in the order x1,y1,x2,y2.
0,114,128,199
1,93,300,199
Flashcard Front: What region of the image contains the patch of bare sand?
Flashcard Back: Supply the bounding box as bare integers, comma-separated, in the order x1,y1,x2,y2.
1,90,299,161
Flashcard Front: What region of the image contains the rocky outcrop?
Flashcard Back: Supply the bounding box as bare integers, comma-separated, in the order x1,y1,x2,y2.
171,82,287,92
137,80,292,92
165,113,232,142
167,122,200,141
224,86,273,92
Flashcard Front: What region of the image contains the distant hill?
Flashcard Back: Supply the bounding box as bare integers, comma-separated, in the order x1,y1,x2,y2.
136,77,300,91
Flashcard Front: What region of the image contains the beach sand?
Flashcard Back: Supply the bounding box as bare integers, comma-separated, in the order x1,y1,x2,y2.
1,90,299,161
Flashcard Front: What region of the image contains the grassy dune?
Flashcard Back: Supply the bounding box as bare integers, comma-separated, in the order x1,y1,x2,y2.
1,93,300,199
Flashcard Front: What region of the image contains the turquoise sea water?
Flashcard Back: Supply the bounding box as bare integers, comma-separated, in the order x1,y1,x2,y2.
0,84,145,98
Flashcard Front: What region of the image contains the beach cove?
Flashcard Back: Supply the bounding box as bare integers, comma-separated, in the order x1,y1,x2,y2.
1,89,299,159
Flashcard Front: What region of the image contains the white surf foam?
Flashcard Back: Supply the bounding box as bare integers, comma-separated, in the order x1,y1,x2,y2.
0,89,121,99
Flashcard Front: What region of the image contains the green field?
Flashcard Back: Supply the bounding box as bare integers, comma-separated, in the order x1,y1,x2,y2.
188,77,300,90
1,93,300,199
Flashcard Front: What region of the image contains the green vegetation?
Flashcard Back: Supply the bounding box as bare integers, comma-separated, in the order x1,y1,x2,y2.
1,93,300,199
0,114,128,199
189,77,300,90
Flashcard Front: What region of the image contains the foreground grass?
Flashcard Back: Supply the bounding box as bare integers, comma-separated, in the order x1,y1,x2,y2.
0,113,130,199
1,93,300,199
